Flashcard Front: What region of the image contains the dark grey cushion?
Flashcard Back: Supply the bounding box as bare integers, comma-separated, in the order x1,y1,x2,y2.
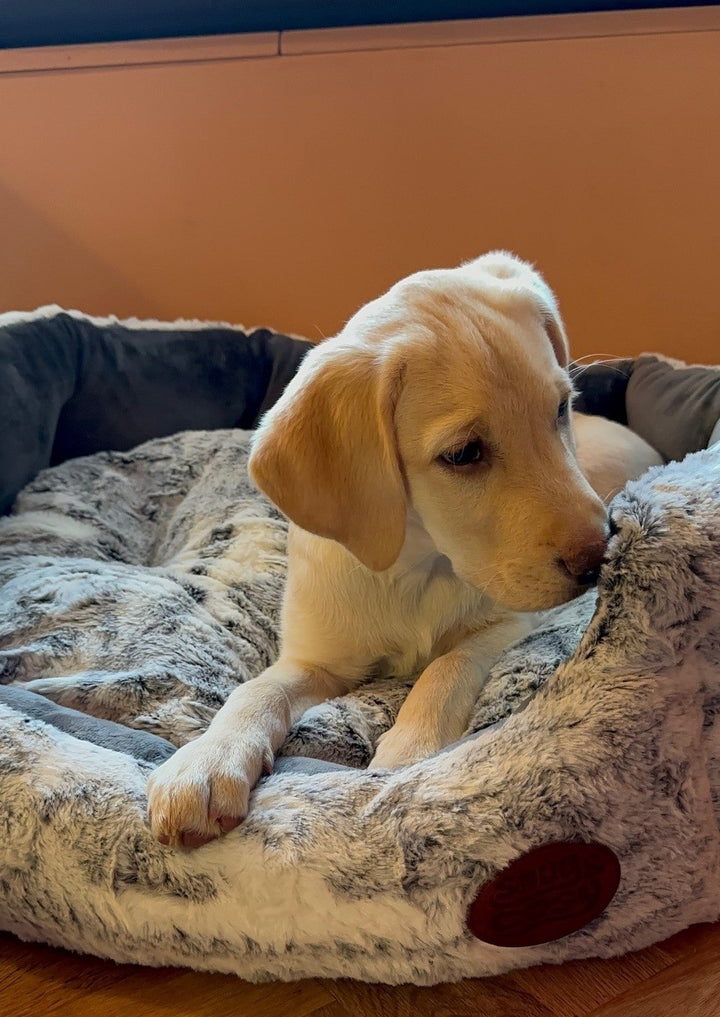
0,310,312,514
571,353,720,462
0,685,177,764
0,684,350,774
570,358,635,424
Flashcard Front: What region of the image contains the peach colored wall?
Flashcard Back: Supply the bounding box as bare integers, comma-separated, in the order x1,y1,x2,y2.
0,10,719,362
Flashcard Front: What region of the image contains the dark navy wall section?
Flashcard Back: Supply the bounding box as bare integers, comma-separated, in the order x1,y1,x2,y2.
0,0,710,49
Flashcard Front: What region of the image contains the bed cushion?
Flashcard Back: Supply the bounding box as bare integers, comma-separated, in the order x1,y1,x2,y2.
0,307,311,514
1,427,719,982
626,354,720,461
1,308,720,983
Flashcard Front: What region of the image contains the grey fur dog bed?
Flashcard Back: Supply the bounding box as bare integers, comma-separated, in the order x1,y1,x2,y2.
1,307,720,984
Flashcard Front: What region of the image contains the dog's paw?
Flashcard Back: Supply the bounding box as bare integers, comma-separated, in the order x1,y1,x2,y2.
367,723,444,770
146,730,273,849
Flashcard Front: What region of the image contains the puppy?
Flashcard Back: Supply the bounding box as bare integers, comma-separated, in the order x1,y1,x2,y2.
147,252,660,849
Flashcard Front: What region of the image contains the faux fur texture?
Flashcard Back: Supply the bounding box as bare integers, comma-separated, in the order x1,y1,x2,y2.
0,430,719,983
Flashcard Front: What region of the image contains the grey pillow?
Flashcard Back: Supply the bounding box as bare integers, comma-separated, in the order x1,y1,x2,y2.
625,354,720,462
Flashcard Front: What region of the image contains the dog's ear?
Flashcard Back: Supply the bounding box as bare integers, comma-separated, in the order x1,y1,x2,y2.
248,342,407,571
539,303,569,368
465,251,570,367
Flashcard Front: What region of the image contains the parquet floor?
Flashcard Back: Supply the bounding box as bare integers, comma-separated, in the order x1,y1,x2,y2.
1,919,719,1017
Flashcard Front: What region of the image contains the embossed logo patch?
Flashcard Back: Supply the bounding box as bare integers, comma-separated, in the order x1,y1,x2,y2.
467,841,621,947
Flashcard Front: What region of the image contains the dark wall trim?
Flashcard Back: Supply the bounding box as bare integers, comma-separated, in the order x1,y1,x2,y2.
0,1,711,50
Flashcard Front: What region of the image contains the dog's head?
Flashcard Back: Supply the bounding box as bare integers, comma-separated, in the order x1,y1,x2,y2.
249,251,608,611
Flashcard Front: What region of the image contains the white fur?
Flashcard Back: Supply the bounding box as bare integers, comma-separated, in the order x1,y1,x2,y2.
0,304,307,340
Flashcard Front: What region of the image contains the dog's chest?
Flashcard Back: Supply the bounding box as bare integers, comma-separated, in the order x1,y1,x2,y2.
371,563,494,678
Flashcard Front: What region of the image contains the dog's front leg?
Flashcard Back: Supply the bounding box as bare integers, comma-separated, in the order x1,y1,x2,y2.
368,615,534,770
147,661,348,848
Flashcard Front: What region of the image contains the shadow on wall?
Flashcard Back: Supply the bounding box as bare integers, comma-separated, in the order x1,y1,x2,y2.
0,182,162,317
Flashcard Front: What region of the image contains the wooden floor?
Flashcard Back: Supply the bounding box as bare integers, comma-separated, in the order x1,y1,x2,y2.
1,920,719,1017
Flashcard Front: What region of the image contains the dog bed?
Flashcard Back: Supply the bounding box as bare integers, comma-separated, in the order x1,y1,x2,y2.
1,307,720,984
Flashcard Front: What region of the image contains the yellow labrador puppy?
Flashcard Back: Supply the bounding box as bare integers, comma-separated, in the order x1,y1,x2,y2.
147,251,661,848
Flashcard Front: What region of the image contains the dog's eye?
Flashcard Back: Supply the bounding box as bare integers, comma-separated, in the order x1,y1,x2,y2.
557,398,569,422
440,440,486,468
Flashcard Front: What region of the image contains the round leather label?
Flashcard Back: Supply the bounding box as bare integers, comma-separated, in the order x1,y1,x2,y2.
467,840,621,947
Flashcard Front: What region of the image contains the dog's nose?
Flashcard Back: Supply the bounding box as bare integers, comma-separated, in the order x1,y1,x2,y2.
558,537,608,586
